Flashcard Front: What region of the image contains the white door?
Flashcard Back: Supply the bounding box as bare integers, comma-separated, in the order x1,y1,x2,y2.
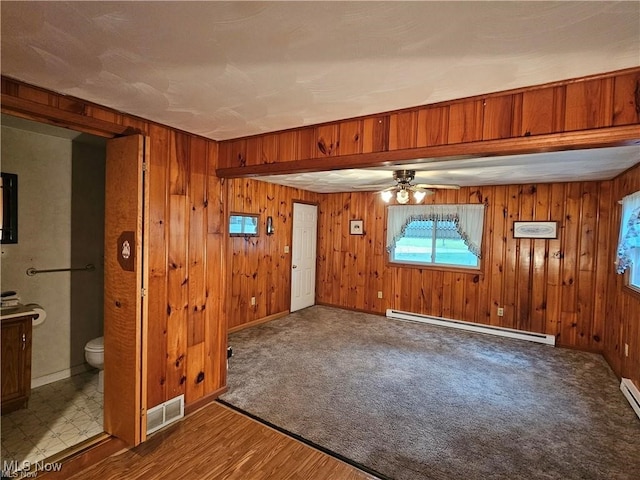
290,203,318,312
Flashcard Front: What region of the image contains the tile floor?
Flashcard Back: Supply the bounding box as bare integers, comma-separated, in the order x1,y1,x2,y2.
1,371,103,471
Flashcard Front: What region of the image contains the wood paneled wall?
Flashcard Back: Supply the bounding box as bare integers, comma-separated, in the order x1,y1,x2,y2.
316,181,622,352
218,68,640,176
3,72,638,414
226,179,317,331
1,78,228,410
604,164,640,383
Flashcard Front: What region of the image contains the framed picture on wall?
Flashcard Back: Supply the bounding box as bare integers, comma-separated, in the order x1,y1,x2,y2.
350,219,364,235
513,221,557,239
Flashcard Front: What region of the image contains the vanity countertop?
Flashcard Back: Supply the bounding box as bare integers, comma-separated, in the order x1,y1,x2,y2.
0,305,39,322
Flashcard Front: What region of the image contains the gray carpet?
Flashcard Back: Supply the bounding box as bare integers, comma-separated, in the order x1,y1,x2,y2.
221,305,640,480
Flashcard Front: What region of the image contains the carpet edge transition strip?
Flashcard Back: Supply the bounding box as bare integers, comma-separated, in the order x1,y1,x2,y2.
216,399,392,480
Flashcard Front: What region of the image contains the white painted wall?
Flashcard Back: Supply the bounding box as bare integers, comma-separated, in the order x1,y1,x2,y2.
1,124,104,384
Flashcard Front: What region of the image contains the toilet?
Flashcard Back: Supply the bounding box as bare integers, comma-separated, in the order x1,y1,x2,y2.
84,336,104,393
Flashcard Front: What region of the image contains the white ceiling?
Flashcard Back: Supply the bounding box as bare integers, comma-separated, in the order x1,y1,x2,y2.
1,1,639,191
258,146,640,192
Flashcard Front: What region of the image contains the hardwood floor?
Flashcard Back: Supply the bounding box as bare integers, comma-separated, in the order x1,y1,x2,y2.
64,402,376,479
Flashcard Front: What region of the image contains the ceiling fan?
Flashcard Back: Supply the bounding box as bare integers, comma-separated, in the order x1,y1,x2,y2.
379,170,459,204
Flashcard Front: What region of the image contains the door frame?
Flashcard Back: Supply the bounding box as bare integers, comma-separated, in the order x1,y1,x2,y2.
289,200,319,312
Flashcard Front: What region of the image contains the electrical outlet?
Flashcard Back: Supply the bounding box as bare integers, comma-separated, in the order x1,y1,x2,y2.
625,343,629,357
377,291,383,299
250,296,256,306
497,307,504,317
284,245,290,253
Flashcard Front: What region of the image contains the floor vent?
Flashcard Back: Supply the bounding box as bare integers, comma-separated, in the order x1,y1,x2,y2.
386,309,556,346
146,394,185,435
620,378,640,420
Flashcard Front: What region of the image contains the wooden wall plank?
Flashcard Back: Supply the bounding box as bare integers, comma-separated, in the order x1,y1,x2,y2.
277,131,297,162
245,136,261,167
338,120,363,156
185,138,207,403
488,186,506,326
146,124,169,409
389,111,418,150
418,106,449,147
261,134,279,164
531,184,550,334
546,183,565,339
483,95,514,140
565,78,613,131
559,182,581,347
613,71,640,125
315,124,339,157
448,100,483,144
362,115,389,153
516,185,535,331
592,181,612,350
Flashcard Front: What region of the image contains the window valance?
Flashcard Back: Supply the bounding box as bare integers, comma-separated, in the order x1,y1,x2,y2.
386,204,485,258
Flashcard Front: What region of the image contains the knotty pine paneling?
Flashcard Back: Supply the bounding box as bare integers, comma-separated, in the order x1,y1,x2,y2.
604,163,640,383
316,181,621,351
217,67,640,172
226,179,318,331
1,77,228,411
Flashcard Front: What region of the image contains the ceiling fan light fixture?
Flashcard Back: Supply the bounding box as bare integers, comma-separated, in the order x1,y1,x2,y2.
396,189,410,204
379,169,456,204
413,190,427,203
381,190,393,202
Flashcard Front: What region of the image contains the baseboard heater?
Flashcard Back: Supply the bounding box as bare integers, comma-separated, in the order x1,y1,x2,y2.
386,309,556,346
146,394,185,435
620,378,640,420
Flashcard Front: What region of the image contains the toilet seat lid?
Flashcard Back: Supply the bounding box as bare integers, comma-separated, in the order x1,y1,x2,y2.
85,336,104,352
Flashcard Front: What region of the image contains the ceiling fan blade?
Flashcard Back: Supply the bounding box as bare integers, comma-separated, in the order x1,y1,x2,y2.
409,186,434,193
414,183,460,190
377,186,398,193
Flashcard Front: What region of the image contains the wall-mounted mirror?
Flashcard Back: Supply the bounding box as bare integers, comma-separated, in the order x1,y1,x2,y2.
229,213,259,237
1,172,18,244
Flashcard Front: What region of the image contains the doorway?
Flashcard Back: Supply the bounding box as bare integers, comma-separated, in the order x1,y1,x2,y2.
290,202,318,312
0,115,147,472
0,115,107,465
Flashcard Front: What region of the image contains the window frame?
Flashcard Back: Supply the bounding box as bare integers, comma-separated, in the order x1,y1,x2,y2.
385,205,484,274
228,212,260,237
624,250,640,300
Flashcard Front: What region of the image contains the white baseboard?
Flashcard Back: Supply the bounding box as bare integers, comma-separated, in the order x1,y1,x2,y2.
386,309,556,346
620,378,640,420
31,363,93,389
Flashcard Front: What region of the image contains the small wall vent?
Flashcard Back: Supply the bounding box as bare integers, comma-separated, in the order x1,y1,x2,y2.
146,394,185,435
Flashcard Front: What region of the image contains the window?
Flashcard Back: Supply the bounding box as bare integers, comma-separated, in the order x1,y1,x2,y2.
616,191,640,292
387,204,485,269
229,213,259,236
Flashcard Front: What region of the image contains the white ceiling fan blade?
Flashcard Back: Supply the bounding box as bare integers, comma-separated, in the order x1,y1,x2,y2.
414,183,460,190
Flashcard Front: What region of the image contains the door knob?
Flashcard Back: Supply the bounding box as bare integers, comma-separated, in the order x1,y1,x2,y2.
292,265,298,269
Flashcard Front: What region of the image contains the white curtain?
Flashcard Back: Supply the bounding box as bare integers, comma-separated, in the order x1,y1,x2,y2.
386,204,485,258
616,191,640,274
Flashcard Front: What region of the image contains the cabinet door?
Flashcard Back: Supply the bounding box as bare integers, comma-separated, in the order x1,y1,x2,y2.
1,319,30,408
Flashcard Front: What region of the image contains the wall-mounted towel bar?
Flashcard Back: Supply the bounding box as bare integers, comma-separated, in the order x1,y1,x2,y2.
26,264,95,276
